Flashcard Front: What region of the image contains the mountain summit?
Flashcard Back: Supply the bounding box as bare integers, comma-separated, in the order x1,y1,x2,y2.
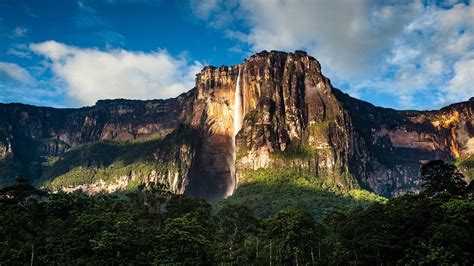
0,51,472,200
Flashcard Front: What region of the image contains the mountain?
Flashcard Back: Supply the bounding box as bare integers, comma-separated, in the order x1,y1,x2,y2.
0,51,472,200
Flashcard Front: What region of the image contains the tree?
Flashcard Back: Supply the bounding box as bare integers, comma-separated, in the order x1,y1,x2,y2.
214,205,259,263
264,208,324,265
421,160,468,196
164,195,212,224
156,215,212,264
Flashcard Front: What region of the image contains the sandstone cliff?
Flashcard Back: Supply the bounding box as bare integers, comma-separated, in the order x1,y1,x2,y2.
185,50,473,198
0,51,472,199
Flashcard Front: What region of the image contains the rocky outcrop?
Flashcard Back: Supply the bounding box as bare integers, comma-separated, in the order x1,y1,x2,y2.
233,51,357,190
187,51,473,198
0,51,472,199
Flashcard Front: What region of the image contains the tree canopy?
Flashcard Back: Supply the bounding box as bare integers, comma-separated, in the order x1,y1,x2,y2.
421,160,469,197
1,162,473,265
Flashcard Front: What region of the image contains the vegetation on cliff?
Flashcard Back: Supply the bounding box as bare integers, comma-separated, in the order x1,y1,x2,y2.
217,168,385,218
40,126,196,190
456,156,474,180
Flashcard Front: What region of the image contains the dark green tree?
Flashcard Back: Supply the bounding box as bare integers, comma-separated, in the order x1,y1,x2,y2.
264,208,324,265
156,214,212,264
421,160,468,196
214,204,259,263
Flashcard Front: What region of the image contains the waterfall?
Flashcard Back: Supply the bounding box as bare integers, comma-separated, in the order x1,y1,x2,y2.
226,67,243,197
234,68,243,139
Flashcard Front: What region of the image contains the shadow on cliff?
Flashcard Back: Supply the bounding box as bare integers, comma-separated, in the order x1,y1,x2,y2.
185,132,236,202
39,126,198,184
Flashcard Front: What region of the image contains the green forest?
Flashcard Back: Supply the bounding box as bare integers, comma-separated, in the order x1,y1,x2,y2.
1,160,473,265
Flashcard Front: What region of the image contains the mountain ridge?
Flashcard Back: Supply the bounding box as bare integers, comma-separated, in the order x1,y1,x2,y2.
0,50,472,200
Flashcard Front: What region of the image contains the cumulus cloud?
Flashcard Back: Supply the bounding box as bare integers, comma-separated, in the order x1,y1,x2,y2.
0,62,35,85
378,2,474,107
190,0,220,19
30,41,202,105
192,0,474,109
194,0,420,77
445,57,474,104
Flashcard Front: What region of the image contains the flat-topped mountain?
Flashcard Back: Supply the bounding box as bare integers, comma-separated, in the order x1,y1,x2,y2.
0,51,472,200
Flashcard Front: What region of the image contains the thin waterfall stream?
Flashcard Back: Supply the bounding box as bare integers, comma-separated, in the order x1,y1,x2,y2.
227,67,243,197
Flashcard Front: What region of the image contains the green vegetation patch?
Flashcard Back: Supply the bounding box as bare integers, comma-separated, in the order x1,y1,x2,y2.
41,126,196,190
307,120,331,140
217,168,385,218
455,156,474,180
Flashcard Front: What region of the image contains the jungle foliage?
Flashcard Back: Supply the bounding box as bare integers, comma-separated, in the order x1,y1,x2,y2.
0,161,473,265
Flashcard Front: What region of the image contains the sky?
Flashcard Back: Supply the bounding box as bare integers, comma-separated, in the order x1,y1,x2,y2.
0,0,473,110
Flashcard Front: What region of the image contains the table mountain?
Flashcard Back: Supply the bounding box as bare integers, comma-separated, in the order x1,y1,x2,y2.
0,51,472,200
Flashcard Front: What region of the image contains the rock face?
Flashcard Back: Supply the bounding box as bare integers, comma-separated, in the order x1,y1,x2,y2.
234,51,357,190
0,51,472,199
334,89,474,195
0,92,195,188
185,65,240,201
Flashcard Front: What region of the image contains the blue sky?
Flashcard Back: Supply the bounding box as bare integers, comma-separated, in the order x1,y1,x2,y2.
0,0,473,109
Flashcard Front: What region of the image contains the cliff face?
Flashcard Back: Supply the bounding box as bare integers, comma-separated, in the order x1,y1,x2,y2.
334,89,474,195
185,65,240,201
186,51,473,198
0,91,195,189
0,92,193,147
233,51,356,190
0,51,472,199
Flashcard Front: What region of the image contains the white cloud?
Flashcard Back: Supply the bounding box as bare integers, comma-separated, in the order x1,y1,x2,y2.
444,57,474,104
190,0,240,28
424,56,444,75
192,0,474,109
389,46,420,65
31,40,78,61
380,2,474,107
190,0,220,19
30,41,202,105
0,62,35,85
212,0,421,78
7,44,31,58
